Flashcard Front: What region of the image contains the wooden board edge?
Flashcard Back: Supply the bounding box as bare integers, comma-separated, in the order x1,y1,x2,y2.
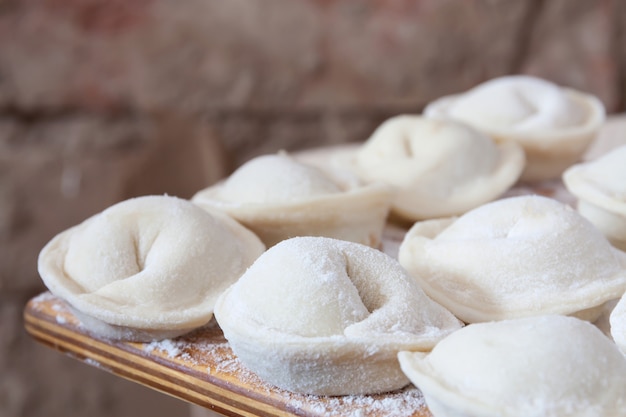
23,299,305,417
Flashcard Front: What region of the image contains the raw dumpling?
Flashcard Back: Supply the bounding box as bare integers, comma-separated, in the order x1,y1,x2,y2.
192,153,392,248
398,195,626,323
610,293,626,355
37,195,265,341
293,142,361,180
214,236,462,396
424,75,605,182
563,144,626,251
398,315,626,417
352,115,524,221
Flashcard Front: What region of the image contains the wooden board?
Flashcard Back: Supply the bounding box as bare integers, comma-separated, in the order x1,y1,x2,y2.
24,293,432,417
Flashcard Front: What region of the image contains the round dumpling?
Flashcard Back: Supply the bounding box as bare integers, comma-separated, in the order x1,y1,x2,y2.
352,115,524,221
398,315,626,417
214,236,462,396
563,144,626,251
424,75,605,182
192,153,392,248
37,195,265,341
398,195,626,323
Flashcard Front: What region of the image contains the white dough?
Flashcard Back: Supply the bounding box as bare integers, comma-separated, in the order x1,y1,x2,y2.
214,236,462,396
424,75,606,182
353,115,525,221
216,153,343,203
563,144,626,251
192,153,393,248
398,195,626,323
610,293,626,355
398,315,626,417
38,195,265,341
293,143,362,186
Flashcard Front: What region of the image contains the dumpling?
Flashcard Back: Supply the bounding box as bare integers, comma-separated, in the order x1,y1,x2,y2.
192,153,392,248
563,144,626,251
352,115,524,221
424,75,606,182
214,236,462,396
610,293,626,355
398,315,626,417
37,195,265,341
398,195,626,323
293,142,361,179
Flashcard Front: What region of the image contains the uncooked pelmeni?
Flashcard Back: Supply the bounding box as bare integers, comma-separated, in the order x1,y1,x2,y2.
398,195,626,323
352,115,524,221
563,144,626,251
38,195,265,341
398,315,626,417
192,153,392,248
214,236,462,396
610,293,626,355
293,142,361,181
424,75,605,182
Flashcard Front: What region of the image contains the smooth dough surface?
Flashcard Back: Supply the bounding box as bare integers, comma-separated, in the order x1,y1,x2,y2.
611,293,626,355
353,115,524,220
192,153,392,248
424,75,605,181
563,144,626,250
214,236,462,395
38,195,265,341
398,315,626,417
398,195,626,323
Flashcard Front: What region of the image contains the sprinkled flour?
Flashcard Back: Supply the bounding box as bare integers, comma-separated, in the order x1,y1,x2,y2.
134,322,429,416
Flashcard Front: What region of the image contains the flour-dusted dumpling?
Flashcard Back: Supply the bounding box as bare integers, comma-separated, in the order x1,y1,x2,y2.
610,293,626,355
398,315,626,417
398,195,626,323
563,145,626,251
38,195,265,341
424,75,606,182
192,153,392,248
352,115,524,221
214,236,462,396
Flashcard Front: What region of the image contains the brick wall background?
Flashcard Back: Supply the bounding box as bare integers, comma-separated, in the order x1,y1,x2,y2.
2,1,625,416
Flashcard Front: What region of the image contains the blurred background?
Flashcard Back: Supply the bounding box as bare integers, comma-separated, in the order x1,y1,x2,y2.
1,0,625,416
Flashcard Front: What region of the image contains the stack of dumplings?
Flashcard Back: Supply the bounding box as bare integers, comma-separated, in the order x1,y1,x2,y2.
36,73,626,413
296,115,525,223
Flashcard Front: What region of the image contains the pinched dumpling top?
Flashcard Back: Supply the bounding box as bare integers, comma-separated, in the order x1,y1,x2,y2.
398,315,626,417
214,236,462,395
216,153,344,204
38,195,265,341
563,145,626,250
427,76,588,132
424,75,605,182
353,115,524,220
399,195,626,323
192,153,392,248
